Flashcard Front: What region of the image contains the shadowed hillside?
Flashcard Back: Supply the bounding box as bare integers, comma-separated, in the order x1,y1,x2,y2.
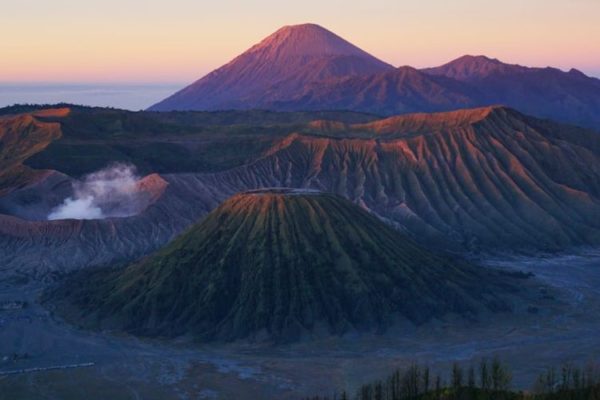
47,189,521,342
12,105,377,178
423,55,600,129
1,105,600,276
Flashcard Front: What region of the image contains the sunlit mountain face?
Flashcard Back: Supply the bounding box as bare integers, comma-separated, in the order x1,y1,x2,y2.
150,24,600,130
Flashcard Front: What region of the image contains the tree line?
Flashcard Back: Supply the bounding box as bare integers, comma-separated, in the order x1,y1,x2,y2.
303,359,600,400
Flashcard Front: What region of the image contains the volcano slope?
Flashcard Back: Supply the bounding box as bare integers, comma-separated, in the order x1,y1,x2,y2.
49,189,521,342
1,105,600,276
148,23,393,112
0,108,66,196
198,106,600,251
0,106,376,277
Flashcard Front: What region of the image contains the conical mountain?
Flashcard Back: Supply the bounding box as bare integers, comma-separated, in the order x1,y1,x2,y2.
52,189,518,342
148,22,600,129
148,23,393,111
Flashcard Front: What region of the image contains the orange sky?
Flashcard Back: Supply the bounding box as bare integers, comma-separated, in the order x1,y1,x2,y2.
2,0,599,83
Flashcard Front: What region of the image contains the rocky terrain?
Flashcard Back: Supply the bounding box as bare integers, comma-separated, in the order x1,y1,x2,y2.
0,106,374,277
1,105,600,277
0,108,65,196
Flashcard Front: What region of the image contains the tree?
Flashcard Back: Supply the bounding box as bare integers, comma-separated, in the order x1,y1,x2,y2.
491,357,511,391
550,367,558,393
452,362,463,389
359,384,372,400
468,365,476,388
391,369,401,399
423,366,430,394
435,374,442,393
573,366,582,391
584,362,600,388
373,381,383,400
561,362,574,390
402,363,421,398
480,358,491,390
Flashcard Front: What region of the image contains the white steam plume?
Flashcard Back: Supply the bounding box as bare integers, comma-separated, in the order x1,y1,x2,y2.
48,163,147,220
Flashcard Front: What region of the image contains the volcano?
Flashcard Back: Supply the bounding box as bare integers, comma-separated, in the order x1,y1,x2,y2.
2,105,600,276
148,23,393,112
149,25,600,130
50,189,518,342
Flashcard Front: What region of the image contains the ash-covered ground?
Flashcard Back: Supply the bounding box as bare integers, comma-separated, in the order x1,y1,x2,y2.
0,251,599,400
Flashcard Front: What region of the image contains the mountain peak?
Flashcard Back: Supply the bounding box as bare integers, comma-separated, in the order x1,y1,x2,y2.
273,23,329,34
423,55,520,81
453,54,503,64
568,68,589,78
148,24,391,111
244,23,387,62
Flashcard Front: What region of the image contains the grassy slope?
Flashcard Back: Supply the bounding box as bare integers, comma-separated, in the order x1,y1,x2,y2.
5,105,377,177
50,191,517,342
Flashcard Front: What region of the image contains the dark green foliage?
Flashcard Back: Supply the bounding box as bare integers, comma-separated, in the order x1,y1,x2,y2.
49,190,515,342
467,367,475,388
480,359,491,391
2,104,378,177
534,363,600,396
303,361,600,400
491,357,512,391
302,360,515,400
452,363,464,389
423,367,430,394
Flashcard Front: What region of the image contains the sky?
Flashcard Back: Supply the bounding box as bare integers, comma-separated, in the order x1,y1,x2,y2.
1,0,599,84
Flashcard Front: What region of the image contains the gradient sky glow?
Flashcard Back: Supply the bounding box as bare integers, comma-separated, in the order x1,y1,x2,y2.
2,0,600,83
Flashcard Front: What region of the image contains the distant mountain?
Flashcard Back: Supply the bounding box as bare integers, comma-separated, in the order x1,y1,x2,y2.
271,66,479,115
148,23,393,112
48,189,518,342
421,55,523,81
422,55,600,129
149,25,600,130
